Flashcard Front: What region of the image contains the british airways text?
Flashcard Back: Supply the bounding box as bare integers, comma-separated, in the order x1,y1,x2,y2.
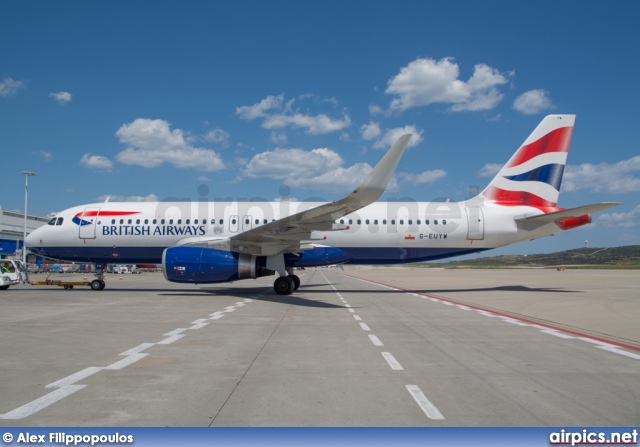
102,225,206,236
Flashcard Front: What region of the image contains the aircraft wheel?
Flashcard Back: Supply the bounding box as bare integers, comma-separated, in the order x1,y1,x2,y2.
0,285,9,290
90,280,104,291
64,285,69,290
274,276,295,295
288,274,300,290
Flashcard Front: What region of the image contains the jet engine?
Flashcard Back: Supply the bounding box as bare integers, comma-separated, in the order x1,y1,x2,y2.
163,246,274,284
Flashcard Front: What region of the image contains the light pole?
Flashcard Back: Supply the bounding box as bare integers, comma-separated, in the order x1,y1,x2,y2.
22,171,36,269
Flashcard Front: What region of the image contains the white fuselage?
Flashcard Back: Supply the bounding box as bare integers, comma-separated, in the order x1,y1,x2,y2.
26,200,562,265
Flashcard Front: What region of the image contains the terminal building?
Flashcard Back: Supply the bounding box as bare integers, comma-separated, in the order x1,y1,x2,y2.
0,205,49,260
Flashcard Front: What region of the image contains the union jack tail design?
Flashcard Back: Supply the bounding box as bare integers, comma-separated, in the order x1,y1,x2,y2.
481,114,575,210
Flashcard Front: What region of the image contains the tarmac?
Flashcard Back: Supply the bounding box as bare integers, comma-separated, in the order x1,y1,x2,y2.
0,267,638,426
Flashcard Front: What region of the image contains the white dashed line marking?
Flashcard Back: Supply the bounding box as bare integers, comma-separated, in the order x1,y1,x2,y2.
164,328,187,336
0,385,86,420
382,352,404,370
406,385,445,420
359,322,371,331
0,296,259,420
157,334,185,345
46,367,104,388
105,353,148,370
368,334,384,346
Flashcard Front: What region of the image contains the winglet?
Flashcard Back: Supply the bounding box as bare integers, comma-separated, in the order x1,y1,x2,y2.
348,134,412,206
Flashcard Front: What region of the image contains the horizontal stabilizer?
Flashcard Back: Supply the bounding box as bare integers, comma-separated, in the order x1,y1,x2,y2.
516,202,620,224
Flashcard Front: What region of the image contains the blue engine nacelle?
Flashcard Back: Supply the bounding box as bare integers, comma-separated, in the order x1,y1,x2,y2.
163,246,274,284
163,246,354,284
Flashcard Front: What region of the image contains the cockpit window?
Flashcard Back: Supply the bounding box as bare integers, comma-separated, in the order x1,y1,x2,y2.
48,218,57,226
55,218,64,226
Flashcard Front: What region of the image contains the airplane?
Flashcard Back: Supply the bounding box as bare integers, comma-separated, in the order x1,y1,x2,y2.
25,115,619,295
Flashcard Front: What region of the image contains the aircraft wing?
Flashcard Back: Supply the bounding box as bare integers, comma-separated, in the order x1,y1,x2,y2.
221,134,412,256
515,202,620,226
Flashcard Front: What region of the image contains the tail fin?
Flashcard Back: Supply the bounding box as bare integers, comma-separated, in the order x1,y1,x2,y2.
480,114,575,209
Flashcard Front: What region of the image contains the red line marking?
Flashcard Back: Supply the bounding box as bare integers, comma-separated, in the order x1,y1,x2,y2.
343,274,640,353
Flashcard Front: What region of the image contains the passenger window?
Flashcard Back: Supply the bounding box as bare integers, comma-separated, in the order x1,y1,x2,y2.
408,219,412,225
120,219,124,224
417,219,421,225
349,219,353,225
144,219,149,224
374,219,378,225
391,219,396,225
136,219,140,224
365,219,370,225
169,219,174,224
128,219,132,224
425,219,430,225
340,219,344,224
194,219,198,225
177,219,181,224
255,219,259,225
443,219,447,225
153,219,157,224
400,219,404,225
245,219,250,225
264,219,268,224
161,219,165,224
357,219,361,225
56,218,64,226
434,220,438,225
232,219,237,225
383,219,387,225
111,219,116,225
185,219,190,225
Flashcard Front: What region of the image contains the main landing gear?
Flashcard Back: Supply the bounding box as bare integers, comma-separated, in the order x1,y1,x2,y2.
273,268,300,296
90,263,107,291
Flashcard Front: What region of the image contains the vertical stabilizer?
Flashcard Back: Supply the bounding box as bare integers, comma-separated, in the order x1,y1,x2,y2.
481,115,575,209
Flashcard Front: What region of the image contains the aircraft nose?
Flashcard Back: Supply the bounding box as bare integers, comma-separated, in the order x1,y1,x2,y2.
25,227,42,247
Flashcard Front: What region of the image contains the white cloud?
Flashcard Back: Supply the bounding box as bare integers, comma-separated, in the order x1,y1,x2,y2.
361,121,382,140
270,131,288,144
385,57,509,113
513,89,555,115
236,94,284,120
478,163,503,177
562,155,640,193
80,153,114,171
237,94,351,135
203,127,230,147
597,204,640,228
399,169,447,186
115,118,225,172
0,77,25,97
371,125,424,149
96,194,158,202
244,146,371,194
369,104,383,116
49,91,72,104
37,151,53,162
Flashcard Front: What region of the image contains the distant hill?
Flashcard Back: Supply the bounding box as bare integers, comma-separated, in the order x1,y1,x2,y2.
428,245,640,268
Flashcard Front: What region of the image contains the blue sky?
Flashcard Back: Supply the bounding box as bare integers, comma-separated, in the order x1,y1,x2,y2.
1,1,639,255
